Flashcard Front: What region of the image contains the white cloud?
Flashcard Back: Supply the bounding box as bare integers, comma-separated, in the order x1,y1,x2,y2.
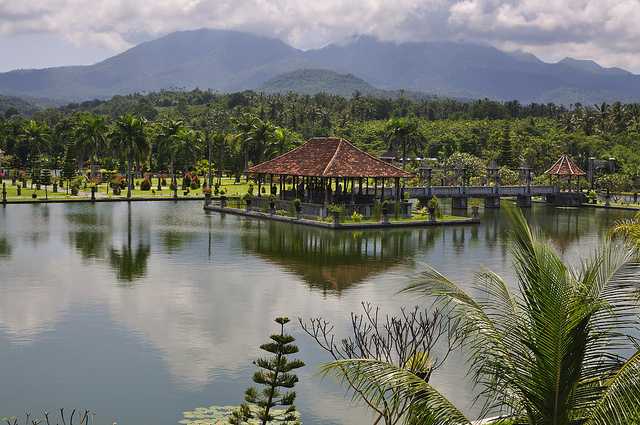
1,0,640,71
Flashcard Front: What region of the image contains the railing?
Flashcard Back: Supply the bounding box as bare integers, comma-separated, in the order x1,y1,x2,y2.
377,185,557,198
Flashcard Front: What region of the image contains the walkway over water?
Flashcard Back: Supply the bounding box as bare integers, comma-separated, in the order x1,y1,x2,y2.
399,185,557,198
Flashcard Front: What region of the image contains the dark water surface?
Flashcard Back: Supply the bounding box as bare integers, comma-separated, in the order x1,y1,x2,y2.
0,202,633,424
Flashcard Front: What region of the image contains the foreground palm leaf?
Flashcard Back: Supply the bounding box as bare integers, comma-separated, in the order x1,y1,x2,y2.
324,205,640,425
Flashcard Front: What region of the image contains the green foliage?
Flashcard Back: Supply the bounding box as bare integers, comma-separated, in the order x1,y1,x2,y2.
498,166,520,185
350,211,363,222
234,317,304,425
323,206,640,425
327,203,344,214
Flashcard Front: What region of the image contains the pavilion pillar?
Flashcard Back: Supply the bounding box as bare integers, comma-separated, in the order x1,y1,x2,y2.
395,177,400,202
351,178,355,204
380,178,385,201
258,174,262,197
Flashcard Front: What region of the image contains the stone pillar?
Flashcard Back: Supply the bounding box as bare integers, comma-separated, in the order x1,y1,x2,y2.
485,196,501,208
452,196,468,210
516,195,532,208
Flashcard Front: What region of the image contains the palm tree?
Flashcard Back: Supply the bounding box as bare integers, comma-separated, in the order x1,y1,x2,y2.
21,120,50,188
611,212,640,245
110,114,148,198
156,119,184,189
74,113,107,179
385,117,423,170
170,127,202,185
323,206,640,425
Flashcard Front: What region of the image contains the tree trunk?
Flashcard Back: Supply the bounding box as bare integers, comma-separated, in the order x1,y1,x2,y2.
402,138,407,170
127,157,132,199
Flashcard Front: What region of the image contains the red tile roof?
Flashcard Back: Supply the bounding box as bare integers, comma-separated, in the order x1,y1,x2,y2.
248,137,413,178
545,155,586,176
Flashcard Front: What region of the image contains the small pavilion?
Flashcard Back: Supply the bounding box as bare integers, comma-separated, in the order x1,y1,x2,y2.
545,154,586,191
248,137,413,208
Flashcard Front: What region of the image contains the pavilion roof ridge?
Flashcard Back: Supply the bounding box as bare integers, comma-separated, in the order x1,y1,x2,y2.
545,154,586,176
321,138,344,176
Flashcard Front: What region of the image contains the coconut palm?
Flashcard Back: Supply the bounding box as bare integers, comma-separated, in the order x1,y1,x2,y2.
74,113,107,179
611,212,640,245
385,117,423,170
155,119,184,187
110,114,148,198
322,206,640,425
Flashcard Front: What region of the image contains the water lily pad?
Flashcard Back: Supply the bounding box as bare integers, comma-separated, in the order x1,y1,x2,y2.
180,405,301,425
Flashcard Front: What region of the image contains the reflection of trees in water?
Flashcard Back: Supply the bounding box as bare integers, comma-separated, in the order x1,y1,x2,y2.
478,206,632,255
65,205,152,283
109,242,151,283
241,221,441,294
66,209,113,260
0,237,11,258
160,230,198,254
109,206,151,283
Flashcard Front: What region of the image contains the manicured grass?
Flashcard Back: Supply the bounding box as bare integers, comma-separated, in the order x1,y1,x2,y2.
0,177,260,201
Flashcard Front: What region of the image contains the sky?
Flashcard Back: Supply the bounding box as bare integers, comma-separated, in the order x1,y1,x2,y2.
1,0,640,72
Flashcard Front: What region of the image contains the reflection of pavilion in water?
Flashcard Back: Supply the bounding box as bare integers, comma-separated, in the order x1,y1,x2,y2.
241,220,442,293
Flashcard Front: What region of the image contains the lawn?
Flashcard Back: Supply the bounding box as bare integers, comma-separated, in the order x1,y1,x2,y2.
1,177,256,201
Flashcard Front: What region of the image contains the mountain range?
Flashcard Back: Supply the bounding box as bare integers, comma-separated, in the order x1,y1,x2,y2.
1,28,640,105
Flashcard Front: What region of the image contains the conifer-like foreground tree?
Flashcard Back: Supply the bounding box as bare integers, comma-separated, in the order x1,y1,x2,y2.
231,317,305,425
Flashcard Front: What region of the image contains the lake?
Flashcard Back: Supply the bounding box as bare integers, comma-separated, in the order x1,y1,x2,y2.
0,201,632,424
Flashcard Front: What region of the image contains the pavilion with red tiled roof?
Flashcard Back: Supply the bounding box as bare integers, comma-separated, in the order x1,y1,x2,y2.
545,154,586,191
248,137,413,204
545,155,586,177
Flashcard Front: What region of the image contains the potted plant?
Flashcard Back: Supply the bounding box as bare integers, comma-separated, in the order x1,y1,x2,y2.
269,195,276,214
381,200,391,224
220,189,227,208
427,196,439,222
293,198,302,218
243,192,253,211
327,203,344,227
469,198,481,219
587,189,598,204
203,185,212,205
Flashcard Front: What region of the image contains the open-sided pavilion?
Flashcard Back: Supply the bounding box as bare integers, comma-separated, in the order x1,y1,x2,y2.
247,137,413,206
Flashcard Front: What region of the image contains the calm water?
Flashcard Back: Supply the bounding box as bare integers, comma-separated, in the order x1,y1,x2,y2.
0,202,633,424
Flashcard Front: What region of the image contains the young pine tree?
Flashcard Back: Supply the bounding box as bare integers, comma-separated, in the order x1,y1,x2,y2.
62,144,77,194
231,317,305,425
498,124,515,168
30,153,42,189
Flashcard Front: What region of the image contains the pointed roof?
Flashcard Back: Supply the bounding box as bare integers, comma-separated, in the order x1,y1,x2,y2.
545,155,586,176
248,137,413,178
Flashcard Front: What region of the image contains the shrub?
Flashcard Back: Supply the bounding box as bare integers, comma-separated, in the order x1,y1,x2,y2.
351,211,363,222
190,180,200,190
372,200,382,221
427,196,442,218
140,178,151,191
293,198,302,212
381,200,391,215
110,175,126,190
327,203,344,214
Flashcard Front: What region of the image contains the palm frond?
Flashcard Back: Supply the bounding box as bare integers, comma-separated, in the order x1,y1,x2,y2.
321,359,471,425
585,349,640,425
